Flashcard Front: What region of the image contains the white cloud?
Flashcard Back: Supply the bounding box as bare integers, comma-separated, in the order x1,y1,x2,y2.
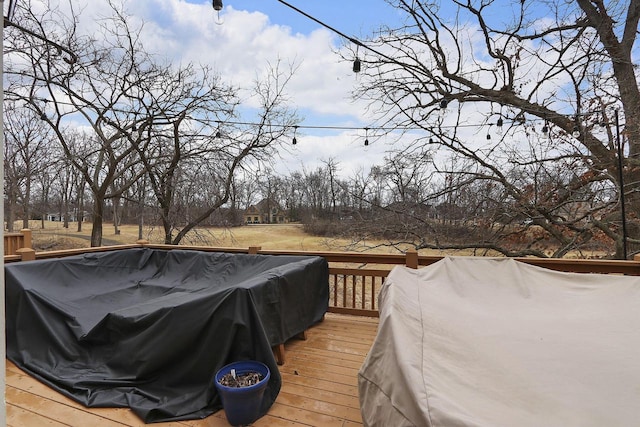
124,3,365,118
123,1,377,175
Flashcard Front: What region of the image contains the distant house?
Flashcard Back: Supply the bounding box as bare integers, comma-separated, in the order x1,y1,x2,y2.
46,213,63,222
45,211,89,222
244,199,289,224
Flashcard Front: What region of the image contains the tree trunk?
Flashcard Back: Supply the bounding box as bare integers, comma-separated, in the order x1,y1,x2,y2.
63,192,70,229
113,196,121,235
6,186,17,232
138,213,144,240
163,217,172,244
90,200,104,247
77,188,84,232
22,180,31,229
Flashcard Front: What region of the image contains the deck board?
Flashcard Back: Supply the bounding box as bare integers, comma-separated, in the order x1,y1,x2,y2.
6,313,378,427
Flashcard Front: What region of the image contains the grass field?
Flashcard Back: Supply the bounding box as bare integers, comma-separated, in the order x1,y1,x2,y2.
23,220,439,254
20,220,606,258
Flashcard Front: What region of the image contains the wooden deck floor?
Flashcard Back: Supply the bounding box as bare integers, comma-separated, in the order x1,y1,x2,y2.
6,313,379,427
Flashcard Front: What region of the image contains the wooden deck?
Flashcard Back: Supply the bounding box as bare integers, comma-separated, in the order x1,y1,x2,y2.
6,313,379,427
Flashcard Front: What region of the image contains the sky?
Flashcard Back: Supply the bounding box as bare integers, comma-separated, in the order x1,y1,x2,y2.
109,0,409,178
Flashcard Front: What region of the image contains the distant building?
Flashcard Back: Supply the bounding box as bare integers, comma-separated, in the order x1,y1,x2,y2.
45,211,89,222
244,199,289,224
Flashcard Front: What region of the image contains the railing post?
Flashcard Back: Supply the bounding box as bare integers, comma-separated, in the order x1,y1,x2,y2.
405,249,418,269
248,246,262,255
21,228,32,249
16,247,36,262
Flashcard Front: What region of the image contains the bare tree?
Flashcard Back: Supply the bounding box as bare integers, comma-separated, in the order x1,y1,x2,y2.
4,1,151,245
353,0,640,258
5,1,299,246
281,171,306,222
136,60,298,244
301,166,331,217
3,102,54,230
123,64,236,242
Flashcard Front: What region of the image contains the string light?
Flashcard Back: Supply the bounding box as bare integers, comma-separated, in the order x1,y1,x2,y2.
4,7,78,64
39,99,48,120
30,0,607,150
541,120,549,141
353,45,361,73
292,125,298,145
272,0,398,74
496,117,504,135
212,0,223,24
28,96,619,148
572,115,581,138
215,116,572,135
364,127,369,146
439,99,449,119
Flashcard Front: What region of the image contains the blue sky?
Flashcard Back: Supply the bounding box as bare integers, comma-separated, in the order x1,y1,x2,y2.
191,0,401,38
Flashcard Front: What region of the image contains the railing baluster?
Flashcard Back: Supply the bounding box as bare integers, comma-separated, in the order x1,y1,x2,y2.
351,275,356,309
332,273,338,307
371,276,377,311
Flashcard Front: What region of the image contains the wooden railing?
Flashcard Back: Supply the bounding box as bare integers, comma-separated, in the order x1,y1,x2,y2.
5,236,640,317
4,229,32,257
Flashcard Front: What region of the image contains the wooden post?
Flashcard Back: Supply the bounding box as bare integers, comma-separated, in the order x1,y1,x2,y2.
16,248,36,262
20,229,32,249
405,249,418,269
136,239,150,246
273,344,285,365
248,246,261,255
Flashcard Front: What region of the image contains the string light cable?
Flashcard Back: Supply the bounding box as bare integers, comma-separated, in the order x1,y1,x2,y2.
4,0,77,64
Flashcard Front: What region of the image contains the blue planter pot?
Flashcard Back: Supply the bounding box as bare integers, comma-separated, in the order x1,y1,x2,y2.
215,360,271,426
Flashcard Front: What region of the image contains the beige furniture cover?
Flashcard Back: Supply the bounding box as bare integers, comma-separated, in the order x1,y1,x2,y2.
358,257,640,427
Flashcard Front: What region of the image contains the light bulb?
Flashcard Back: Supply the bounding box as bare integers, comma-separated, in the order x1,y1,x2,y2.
540,124,549,141
353,58,361,73
572,126,580,138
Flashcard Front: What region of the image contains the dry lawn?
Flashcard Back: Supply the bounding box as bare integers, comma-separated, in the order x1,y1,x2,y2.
23,220,450,255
